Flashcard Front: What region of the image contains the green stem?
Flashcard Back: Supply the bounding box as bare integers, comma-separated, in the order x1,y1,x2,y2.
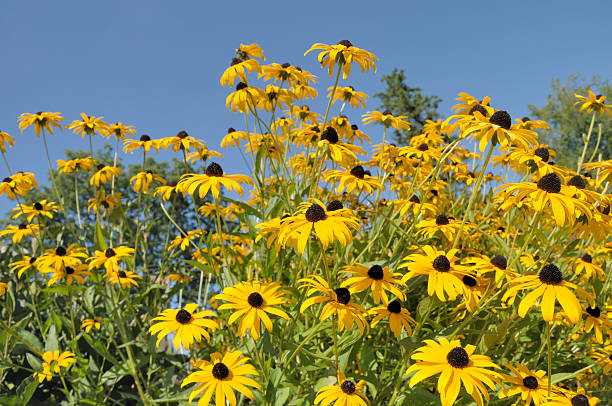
74,171,82,228
546,322,552,397
576,113,596,172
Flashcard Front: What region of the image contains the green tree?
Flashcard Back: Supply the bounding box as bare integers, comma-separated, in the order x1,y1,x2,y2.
375,68,442,144
528,74,612,168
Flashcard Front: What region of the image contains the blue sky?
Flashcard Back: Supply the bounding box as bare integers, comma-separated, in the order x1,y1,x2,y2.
1,0,610,213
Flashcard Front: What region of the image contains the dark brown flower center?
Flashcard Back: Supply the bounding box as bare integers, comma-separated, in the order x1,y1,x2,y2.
118,271,127,278
212,362,229,379
326,200,343,212
462,275,477,287
350,165,365,179
409,195,420,204
205,162,223,177
539,264,563,285
490,255,507,270
382,109,393,116
2,177,12,183
537,173,562,193
489,110,512,130
338,40,353,48
417,143,429,152
522,376,538,389
139,134,151,142
321,127,339,144
340,380,356,394
175,309,192,324
236,82,248,91
367,265,384,280
469,105,488,117
105,248,116,258
433,255,451,272
586,306,601,318
231,58,241,66
29,256,37,264
97,164,106,171
435,214,449,226
247,292,264,308
18,223,27,229
65,267,75,275
305,204,327,222
534,147,550,162
34,202,43,210
571,395,589,406
581,254,592,263
334,288,351,305
177,130,189,139
446,347,469,368
567,175,586,189
387,300,402,314
55,246,66,256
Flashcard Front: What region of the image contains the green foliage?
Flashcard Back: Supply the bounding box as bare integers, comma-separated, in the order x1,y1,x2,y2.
374,68,442,144
528,74,612,167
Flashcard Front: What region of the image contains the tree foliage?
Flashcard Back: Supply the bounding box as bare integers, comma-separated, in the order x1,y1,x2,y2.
529,74,612,167
374,68,441,144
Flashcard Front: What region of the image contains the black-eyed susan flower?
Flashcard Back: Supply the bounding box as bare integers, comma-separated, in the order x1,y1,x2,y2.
325,165,383,194
465,254,516,287
177,162,252,200
33,350,76,383
572,253,605,281
168,230,202,251
575,90,612,117
368,300,415,338
328,85,367,109
416,214,462,242
57,157,95,174
221,128,250,148
38,244,88,273
66,113,108,137
279,199,360,254
498,363,553,405
153,182,180,201
260,85,295,112
48,264,92,286
107,270,142,289
185,145,223,163
459,274,488,313
130,170,166,194
90,164,122,187
316,126,365,166
315,372,369,406
12,200,59,222
81,317,102,333
9,255,40,278
541,390,600,406
589,345,612,375
0,223,40,243
18,112,64,136
406,338,500,406
583,305,612,343
362,110,411,131
237,43,265,60
88,246,135,274
181,350,260,406
221,58,262,87
87,190,122,214
339,263,405,304
214,281,290,340
0,130,15,152
0,175,35,199
123,134,161,154
305,40,377,79
159,130,206,153
502,263,585,324
149,303,218,350
462,109,537,152
399,246,471,302
299,275,367,335
105,121,136,141
226,82,266,113
260,62,307,85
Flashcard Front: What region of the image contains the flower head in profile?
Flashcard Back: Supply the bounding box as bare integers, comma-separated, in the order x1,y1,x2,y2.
66,113,109,137
368,299,415,338
12,200,59,222
325,165,382,194
33,351,76,383
107,270,142,289
221,57,262,87
362,110,411,131
90,164,122,187
105,122,136,141
87,190,122,213
339,263,405,304
237,43,265,61
541,389,600,406
406,338,500,406
123,134,161,154
81,317,102,333
502,263,586,324
9,255,40,278
214,281,290,340
0,172,38,199
57,157,95,174
305,40,377,79
38,244,88,272
130,170,166,194
574,90,612,117
18,112,64,136
226,82,266,114
48,264,92,286
329,85,367,109
149,303,218,350
315,372,369,406
0,223,40,243
159,130,206,153
0,130,15,152
177,162,252,200
279,199,360,254
181,350,261,406
88,246,135,274
0,282,8,296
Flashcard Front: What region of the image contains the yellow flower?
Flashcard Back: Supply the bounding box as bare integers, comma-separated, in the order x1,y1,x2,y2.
325,165,382,194
315,372,369,406
462,109,538,152
123,135,161,154
574,89,612,117
541,389,600,405
18,112,64,136
89,164,122,187
502,263,585,324
237,43,265,61
220,128,250,148
226,82,266,113
279,199,360,254
9,255,40,278
48,263,92,286
260,62,309,86
362,110,411,131
416,214,462,242
0,223,40,243
214,281,290,340
368,300,415,338
57,157,95,174
149,303,218,350
80,318,102,333
0,130,15,152
406,338,500,406
37,244,88,273
153,182,180,201
181,350,261,406
130,170,166,194
88,246,135,274
339,263,405,304
0,173,38,199
66,113,109,137
107,270,142,289
33,351,76,383
498,363,553,405
0,282,8,296
158,130,206,153
12,199,59,222
87,190,122,213
328,85,367,108
221,58,262,87
105,122,136,141
305,40,377,79
177,162,252,200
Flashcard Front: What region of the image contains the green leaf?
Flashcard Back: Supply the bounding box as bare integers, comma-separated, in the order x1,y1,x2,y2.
45,324,59,352
17,330,43,353
85,336,122,368
26,353,41,371
16,378,39,404
95,220,108,251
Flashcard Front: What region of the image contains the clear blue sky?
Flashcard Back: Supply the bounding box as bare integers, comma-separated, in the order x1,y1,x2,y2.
1,0,610,213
